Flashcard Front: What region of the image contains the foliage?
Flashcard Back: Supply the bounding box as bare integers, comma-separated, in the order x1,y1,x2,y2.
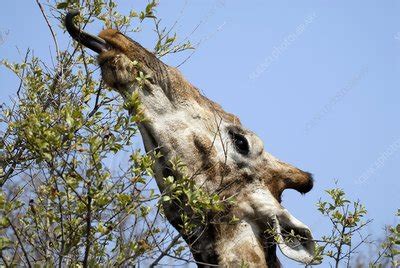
315,187,370,267
315,185,399,267
0,0,195,266
369,209,400,267
161,157,226,236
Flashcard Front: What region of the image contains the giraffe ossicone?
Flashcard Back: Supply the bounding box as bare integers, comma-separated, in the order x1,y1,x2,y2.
65,11,321,267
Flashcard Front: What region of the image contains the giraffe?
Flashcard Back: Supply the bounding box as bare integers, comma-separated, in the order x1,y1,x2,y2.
65,11,321,267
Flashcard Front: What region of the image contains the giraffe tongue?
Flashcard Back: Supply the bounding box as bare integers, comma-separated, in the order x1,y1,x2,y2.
274,209,321,265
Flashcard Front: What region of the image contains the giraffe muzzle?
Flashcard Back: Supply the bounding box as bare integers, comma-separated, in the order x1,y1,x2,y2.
282,170,314,194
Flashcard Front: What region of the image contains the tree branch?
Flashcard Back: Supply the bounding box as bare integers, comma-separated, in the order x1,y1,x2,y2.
150,234,182,267
8,219,32,268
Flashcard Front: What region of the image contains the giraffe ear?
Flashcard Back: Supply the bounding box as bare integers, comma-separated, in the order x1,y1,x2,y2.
274,209,322,265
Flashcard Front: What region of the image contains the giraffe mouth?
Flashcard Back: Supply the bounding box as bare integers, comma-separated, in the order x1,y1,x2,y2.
249,189,321,265
272,210,321,265
259,210,320,265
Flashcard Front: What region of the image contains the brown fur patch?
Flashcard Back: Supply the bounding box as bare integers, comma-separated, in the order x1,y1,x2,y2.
237,244,262,263
192,135,219,180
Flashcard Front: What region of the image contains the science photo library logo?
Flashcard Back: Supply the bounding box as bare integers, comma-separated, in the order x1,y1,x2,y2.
0,28,10,45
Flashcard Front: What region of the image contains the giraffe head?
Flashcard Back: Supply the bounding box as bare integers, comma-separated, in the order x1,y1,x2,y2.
66,11,321,266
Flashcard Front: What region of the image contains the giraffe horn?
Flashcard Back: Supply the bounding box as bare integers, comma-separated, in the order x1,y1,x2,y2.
65,10,108,53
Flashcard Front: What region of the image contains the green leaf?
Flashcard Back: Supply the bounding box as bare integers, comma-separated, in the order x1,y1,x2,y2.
0,236,11,250
56,2,68,9
162,195,171,202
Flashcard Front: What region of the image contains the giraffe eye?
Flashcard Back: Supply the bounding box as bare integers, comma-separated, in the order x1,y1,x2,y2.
229,131,249,155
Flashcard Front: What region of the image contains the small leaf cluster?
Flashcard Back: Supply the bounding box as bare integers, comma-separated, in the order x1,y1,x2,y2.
55,0,158,33
161,157,225,235
371,209,400,267
316,187,369,266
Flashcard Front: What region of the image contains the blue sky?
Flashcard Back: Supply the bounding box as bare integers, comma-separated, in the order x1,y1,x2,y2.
1,1,399,266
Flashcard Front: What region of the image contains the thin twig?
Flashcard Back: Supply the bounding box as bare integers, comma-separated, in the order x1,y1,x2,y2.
16,49,31,97
8,219,32,268
35,0,60,60
83,186,92,267
150,234,182,267
0,252,10,268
